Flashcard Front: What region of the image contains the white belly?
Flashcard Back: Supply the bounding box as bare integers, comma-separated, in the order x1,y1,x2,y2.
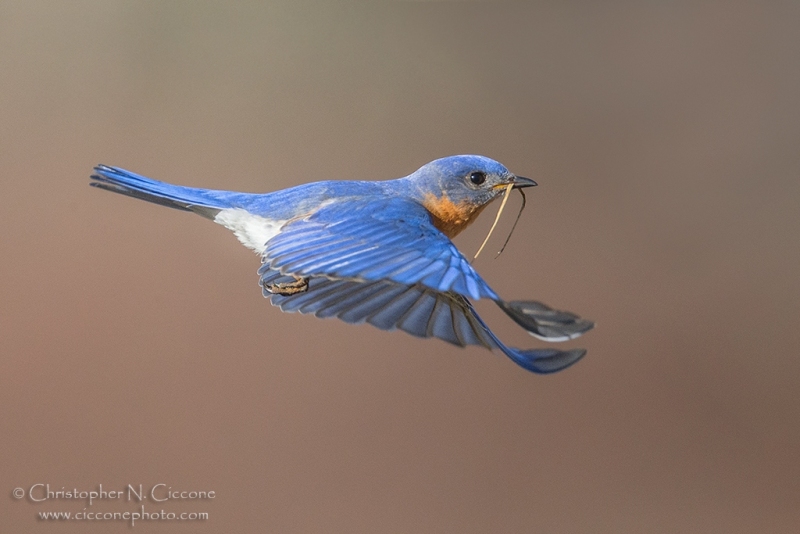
213,208,284,254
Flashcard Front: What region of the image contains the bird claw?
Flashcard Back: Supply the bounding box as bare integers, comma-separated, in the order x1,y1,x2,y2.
262,276,309,296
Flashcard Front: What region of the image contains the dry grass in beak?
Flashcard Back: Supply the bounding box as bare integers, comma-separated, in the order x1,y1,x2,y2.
495,187,526,258
472,182,514,261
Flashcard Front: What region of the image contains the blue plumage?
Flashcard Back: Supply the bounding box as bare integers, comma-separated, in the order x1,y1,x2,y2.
260,268,586,374
90,155,593,374
264,197,497,300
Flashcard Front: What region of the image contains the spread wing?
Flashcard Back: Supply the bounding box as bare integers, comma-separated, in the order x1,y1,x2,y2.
259,269,586,374
262,197,498,301
259,196,592,373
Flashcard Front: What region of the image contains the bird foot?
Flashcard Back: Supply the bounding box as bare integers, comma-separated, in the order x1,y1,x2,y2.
262,276,309,296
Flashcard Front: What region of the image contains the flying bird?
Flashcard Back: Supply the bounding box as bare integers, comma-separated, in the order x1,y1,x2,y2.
90,155,593,373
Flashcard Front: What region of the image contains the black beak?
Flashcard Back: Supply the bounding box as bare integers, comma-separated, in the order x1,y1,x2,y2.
511,175,537,188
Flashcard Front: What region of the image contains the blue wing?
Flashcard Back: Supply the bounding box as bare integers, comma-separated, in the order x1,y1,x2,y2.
263,197,498,301
259,268,586,374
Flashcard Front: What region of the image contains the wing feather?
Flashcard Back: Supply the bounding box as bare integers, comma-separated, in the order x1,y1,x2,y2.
263,197,497,300
259,268,586,373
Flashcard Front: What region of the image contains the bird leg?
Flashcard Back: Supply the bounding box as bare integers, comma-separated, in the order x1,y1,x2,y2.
263,275,309,296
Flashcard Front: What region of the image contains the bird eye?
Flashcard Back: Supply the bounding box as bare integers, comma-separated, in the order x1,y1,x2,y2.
468,171,486,186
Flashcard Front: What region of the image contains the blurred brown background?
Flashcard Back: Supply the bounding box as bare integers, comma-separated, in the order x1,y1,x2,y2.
2,1,799,532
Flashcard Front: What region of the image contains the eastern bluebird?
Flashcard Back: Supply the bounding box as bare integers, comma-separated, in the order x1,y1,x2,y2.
90,155,593,374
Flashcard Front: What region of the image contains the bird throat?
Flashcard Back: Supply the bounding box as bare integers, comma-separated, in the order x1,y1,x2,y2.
422,193,489,239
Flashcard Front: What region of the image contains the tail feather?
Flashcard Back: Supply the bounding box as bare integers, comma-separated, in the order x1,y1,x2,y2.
90,165,235,219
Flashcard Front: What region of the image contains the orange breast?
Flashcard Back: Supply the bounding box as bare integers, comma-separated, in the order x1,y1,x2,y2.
422,193,489,239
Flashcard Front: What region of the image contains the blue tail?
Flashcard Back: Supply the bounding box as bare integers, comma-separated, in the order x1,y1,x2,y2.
90,165,243,218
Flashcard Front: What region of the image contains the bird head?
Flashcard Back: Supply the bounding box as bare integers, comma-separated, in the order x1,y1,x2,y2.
408,155,536,238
